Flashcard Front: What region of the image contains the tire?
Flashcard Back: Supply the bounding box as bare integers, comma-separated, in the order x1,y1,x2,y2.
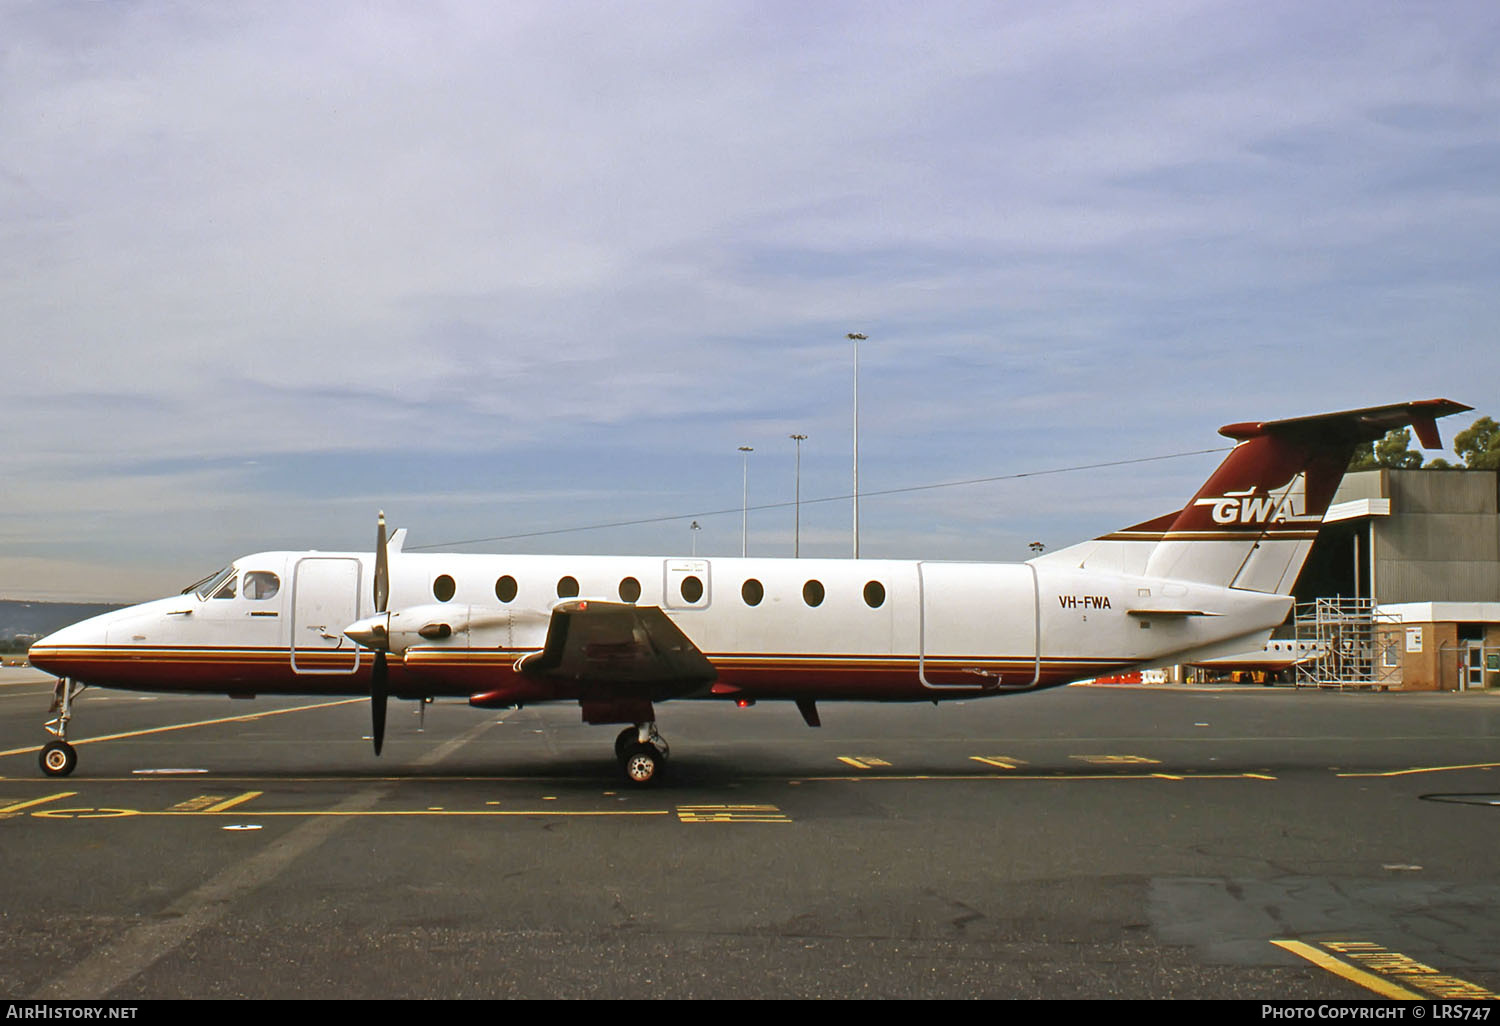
39,740,77,778
614,727,637,761
621,743,662,786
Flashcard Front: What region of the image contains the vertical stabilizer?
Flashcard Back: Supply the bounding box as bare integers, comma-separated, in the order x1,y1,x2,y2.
1137,400,1470,593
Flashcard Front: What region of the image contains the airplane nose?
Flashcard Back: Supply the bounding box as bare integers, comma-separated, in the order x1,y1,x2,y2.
27,618,107,677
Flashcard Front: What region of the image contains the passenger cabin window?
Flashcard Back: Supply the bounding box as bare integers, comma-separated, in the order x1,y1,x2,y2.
211,574,237,599
557,576,579,599
433,575,456,602
680,575,704,604
243,572,280,600
741,579,764,606
802,580,824,607
863,581,885,608
495,575,518,603
618,577,641,603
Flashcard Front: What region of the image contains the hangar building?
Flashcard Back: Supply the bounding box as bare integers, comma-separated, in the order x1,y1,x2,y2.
1285,468,1499,691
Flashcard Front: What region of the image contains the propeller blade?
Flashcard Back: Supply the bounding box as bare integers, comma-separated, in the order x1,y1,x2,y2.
371,650,388,756
374,510,389,614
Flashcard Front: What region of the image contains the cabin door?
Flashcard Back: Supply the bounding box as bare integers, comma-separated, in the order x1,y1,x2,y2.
290,557,363,675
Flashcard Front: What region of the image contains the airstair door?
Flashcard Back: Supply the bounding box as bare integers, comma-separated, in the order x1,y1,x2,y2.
291,557,363,675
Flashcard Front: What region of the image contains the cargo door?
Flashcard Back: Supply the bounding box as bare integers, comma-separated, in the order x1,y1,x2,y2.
917,562,1038,689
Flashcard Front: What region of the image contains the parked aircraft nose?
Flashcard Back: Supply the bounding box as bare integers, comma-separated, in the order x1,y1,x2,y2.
27,614,112,677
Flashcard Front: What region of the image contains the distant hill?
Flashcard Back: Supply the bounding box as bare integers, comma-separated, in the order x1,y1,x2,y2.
0,600,127,646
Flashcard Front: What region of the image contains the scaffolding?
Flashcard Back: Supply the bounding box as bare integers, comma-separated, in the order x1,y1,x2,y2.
1293,597,1403,690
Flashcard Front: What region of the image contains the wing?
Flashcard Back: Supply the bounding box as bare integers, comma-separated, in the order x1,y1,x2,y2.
514,600,717,696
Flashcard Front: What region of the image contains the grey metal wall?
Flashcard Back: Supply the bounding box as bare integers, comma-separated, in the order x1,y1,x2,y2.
1366,470,1500,604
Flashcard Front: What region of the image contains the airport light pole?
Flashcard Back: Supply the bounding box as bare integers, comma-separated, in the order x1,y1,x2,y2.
847,332,867,558
738,446,754,557
789,433,807,557
690,520,700,557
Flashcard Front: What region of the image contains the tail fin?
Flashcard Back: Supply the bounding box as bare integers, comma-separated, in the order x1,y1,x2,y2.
1037,400,1471,591
1141,399,1470,592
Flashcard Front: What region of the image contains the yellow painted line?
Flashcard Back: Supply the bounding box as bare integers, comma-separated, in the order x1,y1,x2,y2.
0,791,77,814
677,803,791,823
1273,940,1425,999
1339,761,1500,777
1275,939,1500,1000
32,808,671,819
201,791,262,813
837,756,872,770
1072,754,1162,765
970,756,1022,769
0,698,366,759
166,795,226,812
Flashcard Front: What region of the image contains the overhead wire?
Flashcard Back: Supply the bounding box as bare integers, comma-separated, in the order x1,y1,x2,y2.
407,444,1232,551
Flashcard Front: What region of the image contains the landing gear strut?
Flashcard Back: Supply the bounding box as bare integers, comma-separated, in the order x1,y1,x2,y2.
39,677,84,778
615,721,668,786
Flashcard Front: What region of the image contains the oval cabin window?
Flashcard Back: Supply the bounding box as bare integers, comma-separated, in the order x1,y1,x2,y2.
680,575,704,603
495,575,517,603
557,576,579,599
433,575,456,602
863,580,885,608
802,579,824,607
741,579,764,606
618,576,641,603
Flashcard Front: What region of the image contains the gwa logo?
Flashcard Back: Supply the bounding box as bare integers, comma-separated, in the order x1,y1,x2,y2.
1192,478,1321,526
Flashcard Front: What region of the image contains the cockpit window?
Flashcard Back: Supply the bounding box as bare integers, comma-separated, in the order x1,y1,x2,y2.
190,565,236,600
243,571,280,600
211,574,238,599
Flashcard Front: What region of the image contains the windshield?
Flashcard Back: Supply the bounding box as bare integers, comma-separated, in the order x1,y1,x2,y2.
185,565,236,599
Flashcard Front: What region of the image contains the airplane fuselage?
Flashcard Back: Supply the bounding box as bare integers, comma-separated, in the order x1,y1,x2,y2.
29,550,1290,703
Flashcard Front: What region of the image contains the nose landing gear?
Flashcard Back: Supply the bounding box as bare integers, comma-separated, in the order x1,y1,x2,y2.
39,677,85,777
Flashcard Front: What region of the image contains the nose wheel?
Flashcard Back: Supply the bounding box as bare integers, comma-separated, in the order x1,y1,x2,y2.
39,677,85,777
615,721,668,786
40,740,77,777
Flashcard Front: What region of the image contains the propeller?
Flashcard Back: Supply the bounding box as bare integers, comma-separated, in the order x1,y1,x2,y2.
371,510,390,756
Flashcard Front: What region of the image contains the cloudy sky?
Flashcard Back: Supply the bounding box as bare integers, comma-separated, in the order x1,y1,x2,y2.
2,1,1496,601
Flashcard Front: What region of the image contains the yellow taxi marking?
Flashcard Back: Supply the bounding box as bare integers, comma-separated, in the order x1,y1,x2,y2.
1274,939,1498,1000
0,792,77,815
33,807,139,819
27,806,671,819
201,791,262,813
970,756,1025,769
1338,761,1500,778
837,756,891,769
1071,754,1162,765
167,795,227,812
676,804,790,824
0,698,367,759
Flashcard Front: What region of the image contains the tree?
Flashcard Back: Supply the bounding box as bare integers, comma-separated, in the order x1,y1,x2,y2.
1452,416,1500,470
1347,428,1424,471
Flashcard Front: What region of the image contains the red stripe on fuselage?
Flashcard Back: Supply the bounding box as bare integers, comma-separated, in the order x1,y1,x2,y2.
27,646,1127,701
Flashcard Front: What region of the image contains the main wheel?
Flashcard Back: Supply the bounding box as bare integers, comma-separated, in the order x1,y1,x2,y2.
39,740,77,778
620,743,663,786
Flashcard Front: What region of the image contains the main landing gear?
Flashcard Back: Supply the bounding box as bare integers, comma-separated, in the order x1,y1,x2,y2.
614,722,669,786
39,677,84,777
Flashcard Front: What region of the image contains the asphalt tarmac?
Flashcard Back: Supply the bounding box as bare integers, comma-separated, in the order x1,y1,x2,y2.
1,665,1497,1000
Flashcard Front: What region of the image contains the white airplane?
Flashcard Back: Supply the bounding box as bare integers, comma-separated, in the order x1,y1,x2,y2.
27,399,1469,785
